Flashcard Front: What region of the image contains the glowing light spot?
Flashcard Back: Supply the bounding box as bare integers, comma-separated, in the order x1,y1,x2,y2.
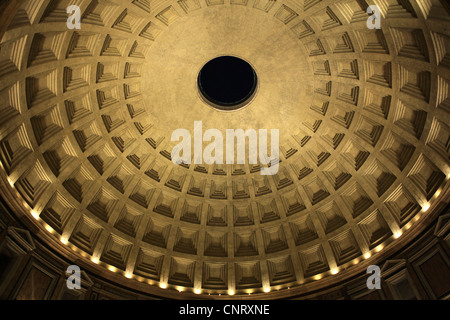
264,287,271,293
108,265,117,272
7,177,14,187
45,225,54,233
125,272,132,279
422,203,430,212
31,210,40,220
376,245,383,252
435,189,441,197
331,268,339,275
160,283,167,289
194,288,201,294
364,252,371,259
353,259,360,265
314,274,322,280
394,231,402,239
228,289,235,296
91,257,99,264
60,237,68,245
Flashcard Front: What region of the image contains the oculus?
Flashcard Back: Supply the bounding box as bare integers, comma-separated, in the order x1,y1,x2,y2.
198,56,258,111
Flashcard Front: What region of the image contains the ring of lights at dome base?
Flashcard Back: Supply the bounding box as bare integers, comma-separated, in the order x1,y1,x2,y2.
0,0,448,298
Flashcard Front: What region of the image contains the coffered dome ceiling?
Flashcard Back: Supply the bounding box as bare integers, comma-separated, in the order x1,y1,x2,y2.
0,0,449,298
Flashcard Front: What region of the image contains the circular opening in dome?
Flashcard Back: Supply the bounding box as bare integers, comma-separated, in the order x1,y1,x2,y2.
198,56,258,111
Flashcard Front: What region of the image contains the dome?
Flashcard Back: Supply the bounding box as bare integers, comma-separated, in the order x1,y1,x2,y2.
0,0,448,300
